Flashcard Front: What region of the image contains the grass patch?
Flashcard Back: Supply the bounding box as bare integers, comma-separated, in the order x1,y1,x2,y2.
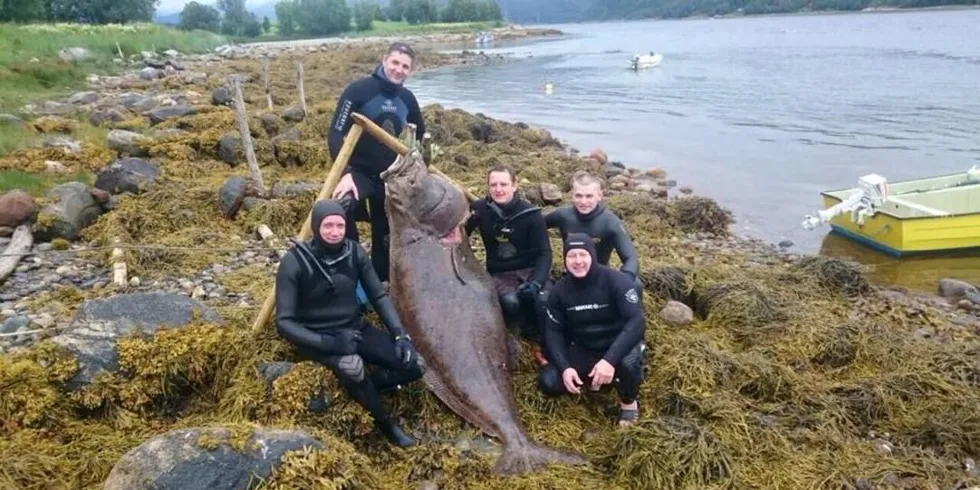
0,169,92,196
0,22,227,111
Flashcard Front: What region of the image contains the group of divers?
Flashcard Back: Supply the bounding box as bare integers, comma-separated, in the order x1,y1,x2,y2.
274,42,649,447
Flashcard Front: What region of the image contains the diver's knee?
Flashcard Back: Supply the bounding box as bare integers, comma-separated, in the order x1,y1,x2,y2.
409,355,427,379
334,354,365,383
499,291,521,316
619,343,646,378
632,275,643,293
537,365,564,396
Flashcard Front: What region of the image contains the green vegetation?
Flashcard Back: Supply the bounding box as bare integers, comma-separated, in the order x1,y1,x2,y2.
0,0,157,24
0,169,91,196
0,22,226,110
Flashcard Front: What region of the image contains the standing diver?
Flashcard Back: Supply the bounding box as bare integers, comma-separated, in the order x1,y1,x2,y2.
275,199,423,447
328,41,426,283
465,164,552,366
545,170,643,293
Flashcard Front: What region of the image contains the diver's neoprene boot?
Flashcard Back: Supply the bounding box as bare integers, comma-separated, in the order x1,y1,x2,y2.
376,419,416,447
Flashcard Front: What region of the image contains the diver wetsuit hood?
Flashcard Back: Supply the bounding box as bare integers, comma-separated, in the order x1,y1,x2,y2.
311,200,348,254
563,232,598,282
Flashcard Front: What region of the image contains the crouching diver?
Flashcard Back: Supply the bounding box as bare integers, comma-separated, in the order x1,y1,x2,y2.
537,233,647,426
464,164,552,366
275,199,423,447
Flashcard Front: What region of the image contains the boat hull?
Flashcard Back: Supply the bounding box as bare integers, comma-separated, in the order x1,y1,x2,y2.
822,193,980,256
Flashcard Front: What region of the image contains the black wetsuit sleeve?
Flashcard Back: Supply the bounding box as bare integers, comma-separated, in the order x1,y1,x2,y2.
529,211,552,284
603,272,645,366
327,81,364,168
275,252,325,351
544,208,561,228
610,216,640,278
543,290,571,373
464,201,481,236
405,90,426,143
357,244,407,338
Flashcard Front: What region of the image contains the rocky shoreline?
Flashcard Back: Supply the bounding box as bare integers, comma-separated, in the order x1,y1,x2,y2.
3,26,980,490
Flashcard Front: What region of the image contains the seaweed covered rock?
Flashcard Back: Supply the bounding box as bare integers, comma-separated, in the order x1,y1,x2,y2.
107,129,151,157
50,292,221,390
258,362,330,414
94,158,160,195
693,280,784,338
642,266,690,303
103,427,323,490
790,255,871,297
32,182,103,242
669,196,733,236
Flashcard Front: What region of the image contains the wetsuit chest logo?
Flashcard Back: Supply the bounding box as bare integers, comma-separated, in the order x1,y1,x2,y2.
381,99,398,113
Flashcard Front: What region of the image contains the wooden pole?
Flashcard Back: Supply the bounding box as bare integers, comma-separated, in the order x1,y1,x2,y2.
231,75,267,196
350,113,478,203
262,59,273,110
296,61,307,117
250,124,364,334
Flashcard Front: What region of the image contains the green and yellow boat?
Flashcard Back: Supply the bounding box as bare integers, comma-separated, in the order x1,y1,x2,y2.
802,166,980,257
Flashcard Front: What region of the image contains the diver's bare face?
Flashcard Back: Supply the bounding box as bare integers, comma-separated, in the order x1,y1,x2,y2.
488,171,517,205
572,182,602,215
318,215,346,245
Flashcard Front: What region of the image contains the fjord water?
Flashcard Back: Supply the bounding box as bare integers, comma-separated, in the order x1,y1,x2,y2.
410,9,980,291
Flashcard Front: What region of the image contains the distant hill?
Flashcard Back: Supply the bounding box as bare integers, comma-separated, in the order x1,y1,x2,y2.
154,1,278,26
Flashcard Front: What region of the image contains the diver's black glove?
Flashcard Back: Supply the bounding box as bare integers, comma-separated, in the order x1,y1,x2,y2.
393,334,418,367
517,280,542,304
323,329,362,355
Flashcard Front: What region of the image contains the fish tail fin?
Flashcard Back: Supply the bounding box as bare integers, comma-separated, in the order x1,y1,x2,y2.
491,440,588,475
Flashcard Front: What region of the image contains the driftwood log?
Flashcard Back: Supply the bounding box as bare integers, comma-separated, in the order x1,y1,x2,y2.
0,224,33,284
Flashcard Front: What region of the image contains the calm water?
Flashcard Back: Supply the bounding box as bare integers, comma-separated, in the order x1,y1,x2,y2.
409,9,980,292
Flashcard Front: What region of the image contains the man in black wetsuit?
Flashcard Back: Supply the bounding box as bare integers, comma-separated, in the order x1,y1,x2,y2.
544,170,642,292
328,41,425,282
465,165,552,365
537,233,647,426
275,199,423,447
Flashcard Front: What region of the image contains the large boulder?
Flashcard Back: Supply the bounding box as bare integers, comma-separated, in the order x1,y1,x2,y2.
102,427,323,490
33,182,103,242
0,190,38,228
94,158,160,195
90,108,127,127
58,47,91,62
148,105,196,125
938,278,980,305
107,129,151,157
217,133,243,166
50,292,221,390
218,176,247,219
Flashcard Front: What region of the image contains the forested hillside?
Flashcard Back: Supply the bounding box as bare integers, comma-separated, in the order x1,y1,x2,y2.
496,0,979,23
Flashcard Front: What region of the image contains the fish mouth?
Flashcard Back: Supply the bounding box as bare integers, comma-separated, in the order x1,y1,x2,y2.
438,215,468,245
